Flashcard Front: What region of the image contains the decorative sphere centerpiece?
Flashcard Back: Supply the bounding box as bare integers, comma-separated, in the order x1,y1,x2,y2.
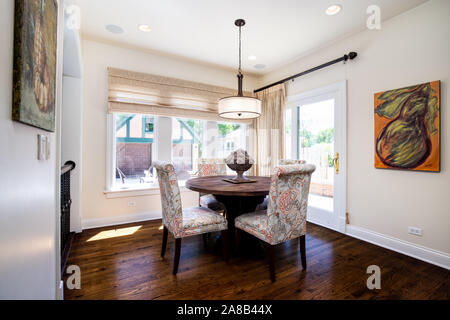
224,149,255,183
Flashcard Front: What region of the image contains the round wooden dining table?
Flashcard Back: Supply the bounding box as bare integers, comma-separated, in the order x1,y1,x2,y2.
186,175,271,252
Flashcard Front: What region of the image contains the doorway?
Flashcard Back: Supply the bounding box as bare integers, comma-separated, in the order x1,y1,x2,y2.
286,82,347,232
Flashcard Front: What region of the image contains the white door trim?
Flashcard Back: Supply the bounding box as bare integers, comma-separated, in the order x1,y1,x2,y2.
287,81,347,233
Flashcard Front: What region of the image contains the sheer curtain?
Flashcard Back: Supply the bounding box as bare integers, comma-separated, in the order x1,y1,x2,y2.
250,83,288,176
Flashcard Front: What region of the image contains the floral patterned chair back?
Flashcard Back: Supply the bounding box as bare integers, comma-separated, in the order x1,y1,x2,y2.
154,161,183,234
266,163,316,244
255,160,309,212
197,158,227,177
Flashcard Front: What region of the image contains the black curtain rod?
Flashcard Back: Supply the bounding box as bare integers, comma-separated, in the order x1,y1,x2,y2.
254,52,357,93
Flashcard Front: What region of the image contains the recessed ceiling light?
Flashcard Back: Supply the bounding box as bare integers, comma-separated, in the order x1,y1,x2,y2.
248,55,257,60
254,64,266,70
138,24,152,33
326,4,342,15
105,24,124,34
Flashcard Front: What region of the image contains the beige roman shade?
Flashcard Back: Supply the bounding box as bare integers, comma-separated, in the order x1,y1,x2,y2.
108,67,253,123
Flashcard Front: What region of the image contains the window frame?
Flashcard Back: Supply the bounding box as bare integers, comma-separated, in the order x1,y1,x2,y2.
105,113,248,197
286,81,347,233
172,117,204,176
106,113,161,195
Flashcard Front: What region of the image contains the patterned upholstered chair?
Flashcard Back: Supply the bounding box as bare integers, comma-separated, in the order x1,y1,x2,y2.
197,159,227,213
279,159,307,165
255,159,307,211
154,161,229,275
235,163,315,282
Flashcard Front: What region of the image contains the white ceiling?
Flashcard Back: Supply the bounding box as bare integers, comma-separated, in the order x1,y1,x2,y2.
68,0,428,74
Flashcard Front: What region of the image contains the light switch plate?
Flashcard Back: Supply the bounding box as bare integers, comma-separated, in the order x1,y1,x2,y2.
45,136,51,160
37,134,46,160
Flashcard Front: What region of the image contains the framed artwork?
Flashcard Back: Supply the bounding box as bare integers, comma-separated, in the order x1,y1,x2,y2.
12,0,58,132
374,81,440,172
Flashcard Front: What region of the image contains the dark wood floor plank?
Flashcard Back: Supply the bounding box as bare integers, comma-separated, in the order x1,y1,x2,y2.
63,220,449,300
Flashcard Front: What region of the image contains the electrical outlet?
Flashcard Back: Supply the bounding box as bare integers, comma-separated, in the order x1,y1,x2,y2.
128,200,136,207
408,226,422,236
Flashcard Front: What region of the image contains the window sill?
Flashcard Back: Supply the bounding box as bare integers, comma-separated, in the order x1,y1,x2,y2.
104,182,193,199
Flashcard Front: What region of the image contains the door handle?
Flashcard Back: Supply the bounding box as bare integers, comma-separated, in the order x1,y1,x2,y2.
333,152,339,174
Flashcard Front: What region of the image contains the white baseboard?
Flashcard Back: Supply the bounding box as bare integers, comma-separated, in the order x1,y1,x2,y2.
82,211,162,230
57,280,64,300
346,225,450,270
307,216,338,232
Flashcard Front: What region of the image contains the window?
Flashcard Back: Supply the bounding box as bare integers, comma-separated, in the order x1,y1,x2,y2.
217,122,246,158
172,118,204,180
285,107,292,158
109,113,247,191
217,122,247,174
285,99,335,198
297,100,334,198
144,117,154,133
115,113,155,188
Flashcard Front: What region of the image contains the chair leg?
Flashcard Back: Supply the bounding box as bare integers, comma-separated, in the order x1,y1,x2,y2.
202,233,208,249
173,238,182,275
267,244,276,282
221,230,229,262
300,235,307,270
161,226,168,258
234,228,241,254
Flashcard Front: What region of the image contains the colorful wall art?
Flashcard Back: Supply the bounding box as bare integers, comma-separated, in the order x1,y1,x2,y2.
374,81,440,172
12,0,58,132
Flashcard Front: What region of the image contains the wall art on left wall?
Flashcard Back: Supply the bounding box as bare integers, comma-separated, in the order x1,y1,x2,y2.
12,0,58,132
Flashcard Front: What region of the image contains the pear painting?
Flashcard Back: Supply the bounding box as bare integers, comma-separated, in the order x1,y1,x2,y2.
374,81,440,172
12,0,58,132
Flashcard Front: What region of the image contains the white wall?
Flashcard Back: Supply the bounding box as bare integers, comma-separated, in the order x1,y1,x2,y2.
259,0,450,255
81,39,259,228
62,15,83,233
0,0,62,299
62,76,83,232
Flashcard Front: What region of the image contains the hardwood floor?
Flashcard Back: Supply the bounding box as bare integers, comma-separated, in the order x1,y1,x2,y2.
63,220,449,300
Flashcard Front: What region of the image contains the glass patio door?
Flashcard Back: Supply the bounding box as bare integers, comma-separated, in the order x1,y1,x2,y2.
286,82,347,232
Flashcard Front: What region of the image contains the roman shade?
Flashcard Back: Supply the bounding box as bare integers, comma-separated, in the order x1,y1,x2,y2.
108,67,253,123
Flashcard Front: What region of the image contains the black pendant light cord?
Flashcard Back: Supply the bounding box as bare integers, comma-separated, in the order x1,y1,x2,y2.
238,24,242,74
235,19,245,96
218,18,261,120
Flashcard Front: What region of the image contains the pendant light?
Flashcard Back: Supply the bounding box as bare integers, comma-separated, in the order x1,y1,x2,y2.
218,19,261,119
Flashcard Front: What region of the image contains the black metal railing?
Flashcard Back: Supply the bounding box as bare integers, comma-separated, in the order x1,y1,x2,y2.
61,161,76,272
